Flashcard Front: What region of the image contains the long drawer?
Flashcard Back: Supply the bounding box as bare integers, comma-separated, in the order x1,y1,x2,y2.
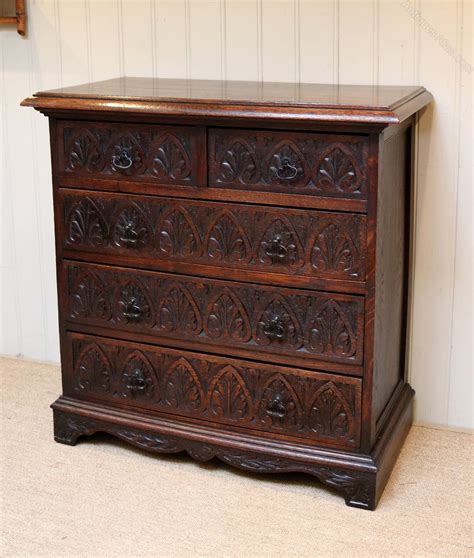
65,332,362,448
59,190,367,285
63,261,365,370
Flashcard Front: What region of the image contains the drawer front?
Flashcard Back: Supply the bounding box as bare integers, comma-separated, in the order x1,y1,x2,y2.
209,128,369,200
67,333,362,448
64,262,365,368
58,120,200,187
60,191,367,283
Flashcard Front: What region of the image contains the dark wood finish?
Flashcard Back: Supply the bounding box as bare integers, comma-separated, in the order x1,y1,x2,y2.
208,128,368,200
373,123,412,427
65,332,362,448
23,77,432,509
51,382,414,510
57,120,203,188
63,261,365,371
22,77,432,125
59,190,367,286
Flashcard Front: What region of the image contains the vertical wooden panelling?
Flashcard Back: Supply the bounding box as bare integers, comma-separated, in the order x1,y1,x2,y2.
299,1,335,83
1,29,47,360
154,1,187,78
121,1,154,77
0,0,472,428
223,1,259,81
411,1,459,425
447,0,472,429
261,1,296,82
57,0,89,85
339,0,376,84
378,1,416,85
28,0,62,363
88,1,121,81
188,1,222,79
29,1,61,90
0,29,21,359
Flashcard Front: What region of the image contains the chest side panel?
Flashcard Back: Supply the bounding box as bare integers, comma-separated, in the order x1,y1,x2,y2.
373,124,412,426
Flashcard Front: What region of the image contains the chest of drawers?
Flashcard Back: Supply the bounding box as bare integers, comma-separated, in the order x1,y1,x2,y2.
23,78,432,510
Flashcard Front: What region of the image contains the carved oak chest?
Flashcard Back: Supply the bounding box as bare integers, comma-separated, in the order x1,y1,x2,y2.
23,78,432,509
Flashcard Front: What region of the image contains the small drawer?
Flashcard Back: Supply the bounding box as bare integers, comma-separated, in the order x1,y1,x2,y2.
60,191,367,285
66,333,362,448
63,261,365,369
57,120,201,188
208,128,369,200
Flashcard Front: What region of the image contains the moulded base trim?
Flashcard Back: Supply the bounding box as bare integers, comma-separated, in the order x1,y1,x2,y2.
51,383,414,510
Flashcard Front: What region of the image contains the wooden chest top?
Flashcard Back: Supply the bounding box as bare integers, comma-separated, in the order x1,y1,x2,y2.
22,76,432,126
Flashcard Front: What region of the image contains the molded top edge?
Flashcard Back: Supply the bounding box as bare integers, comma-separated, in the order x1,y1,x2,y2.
22,77,432,125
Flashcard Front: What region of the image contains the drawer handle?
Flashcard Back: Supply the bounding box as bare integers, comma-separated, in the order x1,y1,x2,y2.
112,148,133,170
276,157,298,181
264,234,288,263
126,368,147,391
119,221,139,246
263,316,287,341
266,394,287,419
121,297,143,321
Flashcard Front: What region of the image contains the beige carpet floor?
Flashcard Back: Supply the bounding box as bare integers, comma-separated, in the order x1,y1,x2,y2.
1,356,473,558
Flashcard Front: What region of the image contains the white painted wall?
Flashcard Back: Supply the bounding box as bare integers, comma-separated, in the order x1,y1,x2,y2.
0,0,472,429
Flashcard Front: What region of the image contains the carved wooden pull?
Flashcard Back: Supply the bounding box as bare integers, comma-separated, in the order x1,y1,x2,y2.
126,368,147,391
263,316,287,341
264,234,288,263
119,221,139,246
112,148,134,170
266,394,287,419
121,297,142,321
276,157,298,180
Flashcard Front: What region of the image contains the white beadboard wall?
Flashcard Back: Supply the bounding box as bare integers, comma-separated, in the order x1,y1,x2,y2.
0,0,472,429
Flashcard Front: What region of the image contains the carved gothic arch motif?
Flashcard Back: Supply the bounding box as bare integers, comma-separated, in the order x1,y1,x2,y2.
305,299,357,359
66,197,108,247
207,365,253,421
148,132,192,180
69,269,111,321
157,206,201,257
219,138,260,184
203,287,252,342
257,215,304,267
264,139,310,185
253,293,304,350
308,222,360,277
106,132,147,175
309,381,354,441
315,143,362,193
258,373,302,429
119,349,157,400
114,278,155,327
74,342,113,393
162,357,204,411
111,201,153,250
157,283,203,335
204,209,252,263
65,128,105,172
